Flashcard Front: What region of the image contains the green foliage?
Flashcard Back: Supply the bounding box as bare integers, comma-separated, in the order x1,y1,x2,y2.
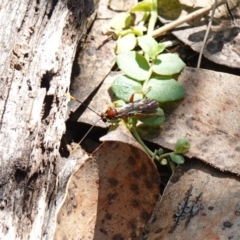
111,75,143,102
175,139,191,153
131,25,147,36
110,12,135,31
130,1,153,12
116,34,137,54
112,99,126,108
152,53,186,75
146,78,185,102
116,51,150,81
113,39,185,104
138,35,165,59
137,108,165,125
158,138,190,169
106,0,189,168
170,153,185,164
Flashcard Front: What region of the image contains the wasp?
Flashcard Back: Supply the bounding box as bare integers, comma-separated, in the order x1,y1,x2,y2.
101,98,160,122
67,94,163,124
66,94,164,146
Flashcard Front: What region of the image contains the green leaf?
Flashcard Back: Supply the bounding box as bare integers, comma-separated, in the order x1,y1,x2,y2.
130,1,153,12
152,53,186,75
160,158,168,165
158,148,164,155
116,34,137,54
146,78,185,102
110,12,135,30
116,29,133,37
131,25,147,36
140,12,150,23
111,75,143,102
116,51,150,81
168,159,176,172
137,108,165,125
175,139,190,153
112,100,126,108
138,35,165,59
170,153,185,164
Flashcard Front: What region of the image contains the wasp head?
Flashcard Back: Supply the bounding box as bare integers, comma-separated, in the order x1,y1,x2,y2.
101,108,117,122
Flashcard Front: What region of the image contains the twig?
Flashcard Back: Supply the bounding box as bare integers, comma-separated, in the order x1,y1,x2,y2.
152,0,226,38
197,0,218,68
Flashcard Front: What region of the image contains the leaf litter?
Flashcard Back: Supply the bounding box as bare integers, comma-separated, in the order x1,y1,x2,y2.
158,0,240,68
150,66,240,175
142,159,240,240
55,124,160,239
60,0,240,239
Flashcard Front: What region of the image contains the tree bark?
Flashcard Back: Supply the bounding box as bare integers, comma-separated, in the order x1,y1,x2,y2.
0,0,97,239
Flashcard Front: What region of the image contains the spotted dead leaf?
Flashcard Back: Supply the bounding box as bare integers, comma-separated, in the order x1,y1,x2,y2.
158,0,240,68
147,67,240,175
143,159,240,239
54,124,160,239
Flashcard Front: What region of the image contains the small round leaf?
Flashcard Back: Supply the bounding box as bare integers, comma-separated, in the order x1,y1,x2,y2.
175,139,190,153
116,34,137,54
160,158,168,165
116,51,150,81
146,78,185,102
111,75,143,102
138,36,165,59
170,153,185,164
113,100,126,108
110,12,135,30
152,53,186,75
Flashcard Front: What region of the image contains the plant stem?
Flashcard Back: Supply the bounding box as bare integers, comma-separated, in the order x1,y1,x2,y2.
143,67,153,89
117,29,133,37
130,123,179,171
141,12,150,25
147,0,158,36
158,152,171,161
144,0,158,63
131,124,160,161
168,160,175,173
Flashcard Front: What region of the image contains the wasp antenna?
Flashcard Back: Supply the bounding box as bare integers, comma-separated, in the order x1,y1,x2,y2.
64,93,76,101
73,119,102,152
64,93,102,118
129,87,153,102
144,86,152,96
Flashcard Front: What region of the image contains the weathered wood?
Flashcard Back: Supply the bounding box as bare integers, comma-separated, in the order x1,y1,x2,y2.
0,0,97,239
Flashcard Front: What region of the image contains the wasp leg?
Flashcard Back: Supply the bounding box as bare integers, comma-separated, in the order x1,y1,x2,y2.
133,112,163,118
129,87,152,102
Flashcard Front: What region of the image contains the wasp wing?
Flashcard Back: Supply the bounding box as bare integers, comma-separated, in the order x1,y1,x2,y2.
115,99,159,118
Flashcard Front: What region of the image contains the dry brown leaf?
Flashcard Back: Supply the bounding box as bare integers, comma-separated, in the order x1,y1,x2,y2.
55,124,160,239
67,0,118,115
68,0,137,120
143,159,240,240
158,0,240,68
179,0,212,7
67,19,116,114
149,67,240,175
76,66,240,175
109,0,136,11
98,0,118,19
78,71,122,127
